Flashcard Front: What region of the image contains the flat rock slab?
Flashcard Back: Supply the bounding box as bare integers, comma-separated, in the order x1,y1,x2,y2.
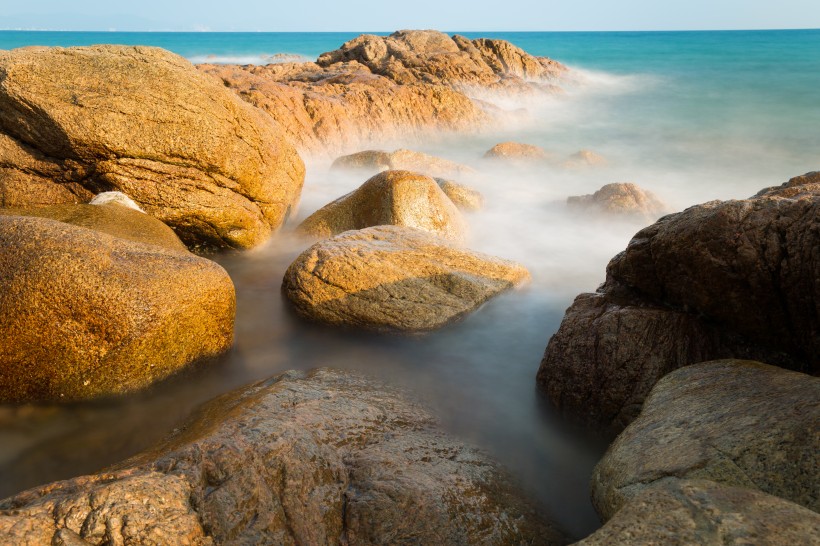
591,360,820,520
283,225,530,332
0,45,304,249
0,368,566,545
0,214,235,403
578,479,820,546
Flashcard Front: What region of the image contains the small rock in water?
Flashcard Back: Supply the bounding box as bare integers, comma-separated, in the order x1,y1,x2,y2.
484,141,552,162
331,148,476,179
283,225,530,332
562,149,607,168
567,182,669,218
298,170,468,242
435,178,485,211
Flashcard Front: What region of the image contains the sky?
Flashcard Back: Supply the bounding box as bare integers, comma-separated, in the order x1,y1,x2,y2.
2,0,819,32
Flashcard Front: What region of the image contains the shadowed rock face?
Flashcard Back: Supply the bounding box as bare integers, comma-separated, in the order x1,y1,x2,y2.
0,45,305,250
283,226,530,332
590,360,820,520
298,170,468,242
0,369,566,545
578,479,820,545
0,214,235,403
538,173,820,432
567,182,669,219
199,30,567,156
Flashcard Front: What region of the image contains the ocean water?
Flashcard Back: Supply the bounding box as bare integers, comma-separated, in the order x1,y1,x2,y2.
0,30,818,539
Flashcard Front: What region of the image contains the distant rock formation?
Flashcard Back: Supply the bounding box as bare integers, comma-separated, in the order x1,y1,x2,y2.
0,45,304,250
199,30,567,156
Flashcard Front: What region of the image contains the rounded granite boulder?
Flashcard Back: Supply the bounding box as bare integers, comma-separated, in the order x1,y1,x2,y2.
283,225,530,332
0,45,305,250
298,170,468,242
0,214,235,403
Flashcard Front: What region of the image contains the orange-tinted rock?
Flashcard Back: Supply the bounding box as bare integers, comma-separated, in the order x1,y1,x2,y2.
484,141,551,161
567,182,669,219
331,148,475,179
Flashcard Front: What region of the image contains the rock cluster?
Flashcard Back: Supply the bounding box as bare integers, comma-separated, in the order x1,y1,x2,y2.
538,172,820,432
0,369,565,545
283,226,530,332
199,30,567,155
0,45,304,250
298,170,467,241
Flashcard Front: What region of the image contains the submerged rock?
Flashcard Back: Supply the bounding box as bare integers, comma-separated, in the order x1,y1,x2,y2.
331,148,476,179
578,479,820,545
591,360,820,519
435,178,485,211
297,170,467,242
283,226,530,332
562,150,607,168
538,173,820,432
484,141,551,161
0,45,304,250
199,31,567,156
0,215,235,403
0,368,565,545
567,182,669,218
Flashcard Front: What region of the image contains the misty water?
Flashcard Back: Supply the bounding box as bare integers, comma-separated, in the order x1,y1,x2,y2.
0,30,818,539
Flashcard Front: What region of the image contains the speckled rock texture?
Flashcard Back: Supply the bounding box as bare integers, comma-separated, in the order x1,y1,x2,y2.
435,178,484,211
538,173,820,432
199,30,567,156
0,214,235,403
577,479,820,546
297,170,468,242
0,202,187,252
567,182,669,219
590,360,820,520
331,148,476,179
283,226,531,332
0,368,566,545
0,45,304,250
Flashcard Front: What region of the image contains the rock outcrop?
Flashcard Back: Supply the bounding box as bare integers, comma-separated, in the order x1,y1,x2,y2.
591,360,819,519
484,141,551,161
435,178,484,211
0,214,235,403
331,148,475,179
0,45,304,250
578,479,820,545
537,173,820,432
283,226,530,332
0,202,187,252
199,31,567,156
567,182,669,218
297,170,467,242
0,368,565,545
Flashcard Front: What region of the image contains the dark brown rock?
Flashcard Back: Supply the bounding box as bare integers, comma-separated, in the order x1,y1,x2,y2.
0,369,565,545
283,226,530,332
0,214,235,403
538,173,820,432
590,361,819,519
0,45,305,250
578,479,820,545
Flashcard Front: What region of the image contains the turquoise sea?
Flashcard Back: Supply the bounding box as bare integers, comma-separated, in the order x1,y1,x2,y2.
0,30,818,539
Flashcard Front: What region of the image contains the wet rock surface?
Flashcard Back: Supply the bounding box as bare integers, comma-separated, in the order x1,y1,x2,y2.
590,360,820,519
578,479,820,546
0,368,566,545
538,173,820,431
283,226,530,332
0,45,304,250
0,214,235,403
297,170,468,242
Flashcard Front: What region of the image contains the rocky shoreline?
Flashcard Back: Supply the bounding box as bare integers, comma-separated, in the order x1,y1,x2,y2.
1,30,818,545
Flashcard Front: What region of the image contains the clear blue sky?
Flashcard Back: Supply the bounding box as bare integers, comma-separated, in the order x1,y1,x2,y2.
2,0,819,32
